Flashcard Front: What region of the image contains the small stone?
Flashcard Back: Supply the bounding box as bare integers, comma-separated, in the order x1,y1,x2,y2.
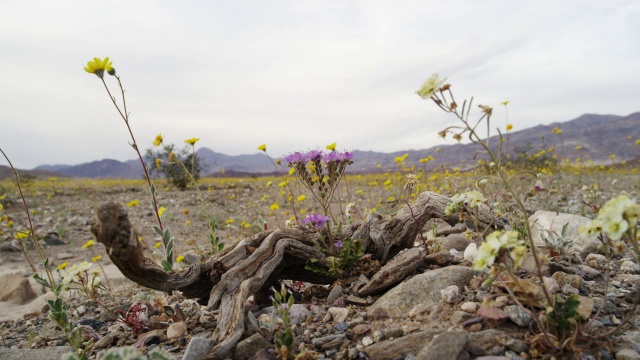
450,311,474,324
56,252,74,260
409,304,432,318
504,305,531,327
440,285,461,304
501,337,528,353
372,330,385,342
0,274,37,304
461,302,477,313
346,295,369,306
562,284,579,295
494,296,509,308
75,305,86,316
335,322,349,331
327,285,343,305
417,331,468,360
287,304,311,325
312,334,346,350
543,276,561,294
616,349,640,360
586,253,608,270
576,265,602,280
143,335,161,347
621,261,640,274
324,307,349,323
352,324,371,335
235,333,272,360
464,243,478,262
386,328,403,339
361,336,374,347
94,334,113,349
184,337,216,360
477,305,509,323
440,234,472,252
74,319,107,332
577,296,595,320
552,271,583,289
167,321,187,339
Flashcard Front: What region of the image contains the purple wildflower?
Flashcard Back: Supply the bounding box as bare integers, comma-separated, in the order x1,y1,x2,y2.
306,149,324,162
322,151,354,163
302,214,331,230
334,240,343,249
284,151,307,163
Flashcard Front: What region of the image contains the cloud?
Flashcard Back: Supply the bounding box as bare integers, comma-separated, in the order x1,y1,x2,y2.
0,0,638,168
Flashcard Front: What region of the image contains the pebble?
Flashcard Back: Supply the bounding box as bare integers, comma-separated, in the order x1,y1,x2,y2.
361,336,374,347
324,307,349,323
461,302,477,313
94,334,114,349
440,285,461,304
167,321,187,339
352,324,371,335
327,285,343,305
503,305,531,328
616,349,640,360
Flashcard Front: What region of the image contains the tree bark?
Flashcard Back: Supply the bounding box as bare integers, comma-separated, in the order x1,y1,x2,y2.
91,191,502,358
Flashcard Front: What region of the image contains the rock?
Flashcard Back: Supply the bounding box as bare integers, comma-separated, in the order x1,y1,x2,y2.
368,266,475,318
577,296,595,320
529,211,600,256
450,311,474,324
75,324,100,341
373,330,385,342
464,243,478,262
577,264,603,280
287,304,311,325
440,234,471,252
352,324,371,335
312,333,346,350
0,274,37,304
562,284,579,295
324,307,349,323
417,331,468,360
94,334,114,349
440,285,461,304
43,232,65,245
183,337,216,360
467,329,505,353
586,253,608,270
0,347,74,360
423,250,455,266
543,276,561,294
167,321,187,339
248,348,276,360
477,305,509,323
409,303,432,318
235,333,273,360
520,249,550,276
501,337,528,353
56,252,74,260
74,318,107,332
504,305,531,327
346,295,369,306
362,336,374,347
621,261,640,274
616,349,640,360
327,285,343,305
364,329,443,360
461,301,477,313
552,271,583,289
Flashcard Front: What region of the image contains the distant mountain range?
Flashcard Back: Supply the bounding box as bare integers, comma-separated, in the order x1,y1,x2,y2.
2,112,638,180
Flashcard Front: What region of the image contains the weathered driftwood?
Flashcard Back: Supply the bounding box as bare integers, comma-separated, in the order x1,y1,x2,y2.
90,191,501,358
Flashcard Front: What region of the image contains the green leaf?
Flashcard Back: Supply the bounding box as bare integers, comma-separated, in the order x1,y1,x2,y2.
150,183,156,195
218,243,224,252
152,226,163,237
161,260,173,271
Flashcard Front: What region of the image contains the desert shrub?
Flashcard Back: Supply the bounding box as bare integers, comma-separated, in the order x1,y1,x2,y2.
145,143,202,190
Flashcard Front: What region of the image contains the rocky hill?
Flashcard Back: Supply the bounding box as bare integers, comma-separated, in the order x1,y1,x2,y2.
22,112,640,179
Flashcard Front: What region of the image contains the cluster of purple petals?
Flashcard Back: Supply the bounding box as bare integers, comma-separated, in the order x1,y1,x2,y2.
284,150,354,164
302,214,331,230
322,151,354,163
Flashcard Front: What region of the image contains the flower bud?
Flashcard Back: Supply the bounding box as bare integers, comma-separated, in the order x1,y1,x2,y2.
108,67,116,76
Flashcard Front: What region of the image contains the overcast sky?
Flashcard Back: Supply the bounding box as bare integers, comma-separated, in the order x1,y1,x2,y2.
1,0,639,169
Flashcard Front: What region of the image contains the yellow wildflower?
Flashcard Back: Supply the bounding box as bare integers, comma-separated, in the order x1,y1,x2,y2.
226,219,234,224
158,206,166,218
501,101,510,106
83,57,113,78
506,124,513,131
82,240,95,249
297,195,306,202
153,133,163,147
185,137,200,146
155,158,162,169
154,242,162,249
92,255,102,262
326,142,336,151
127,200,140,207
57,262,69,270
576,145,582,150
176,255,185,263
16,231,29,240
270,203,280,211
257,144,267,152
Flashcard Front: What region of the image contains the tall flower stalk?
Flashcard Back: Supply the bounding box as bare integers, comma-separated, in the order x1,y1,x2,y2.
84,57,171,268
